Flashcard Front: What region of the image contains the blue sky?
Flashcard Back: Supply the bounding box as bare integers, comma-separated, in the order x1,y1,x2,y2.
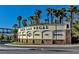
0,5,79,28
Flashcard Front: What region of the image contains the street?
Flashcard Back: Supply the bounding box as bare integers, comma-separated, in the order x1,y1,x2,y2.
0,44,79,54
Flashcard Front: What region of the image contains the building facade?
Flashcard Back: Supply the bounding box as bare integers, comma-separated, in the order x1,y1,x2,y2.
18,23,71,45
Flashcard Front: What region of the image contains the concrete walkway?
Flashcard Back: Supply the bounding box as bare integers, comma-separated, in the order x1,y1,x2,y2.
4,44,79,48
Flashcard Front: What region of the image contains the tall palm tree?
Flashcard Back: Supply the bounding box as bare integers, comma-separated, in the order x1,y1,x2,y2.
53,9,60,24
22,19,27,27
67,5,77,39
34,9,42,24
28,16,34,24
46,8,51,24
17,16,22,28
47,13,49,24
67,5,77,26
46,8,55,24
59,8,66,24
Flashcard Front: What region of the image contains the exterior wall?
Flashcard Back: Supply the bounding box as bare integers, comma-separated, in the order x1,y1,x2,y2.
33,31,42,39
27,31,33,39
43,31,52,39
18,24,71,44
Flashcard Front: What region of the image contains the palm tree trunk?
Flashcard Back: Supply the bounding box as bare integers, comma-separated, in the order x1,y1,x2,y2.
35,19,39,25
60,16,62,24
71,12,74,41
19,21,21,28
51,14,53,24
47,13,49,24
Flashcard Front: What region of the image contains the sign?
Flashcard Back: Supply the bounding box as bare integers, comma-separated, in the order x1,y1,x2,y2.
26,25,48,30
34,25,48,30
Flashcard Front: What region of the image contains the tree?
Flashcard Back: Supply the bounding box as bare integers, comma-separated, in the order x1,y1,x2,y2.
17,16,22,28
67,5,78,39
34,9,42,24
72,19,79,39
28,16,34,24
59,8,66,24
67,6,77,25
53,9,60,24
0,34,4,41
22,19,27,27
46,8,55,24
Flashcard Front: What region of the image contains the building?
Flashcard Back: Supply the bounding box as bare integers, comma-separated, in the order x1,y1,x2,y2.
18,23,71,45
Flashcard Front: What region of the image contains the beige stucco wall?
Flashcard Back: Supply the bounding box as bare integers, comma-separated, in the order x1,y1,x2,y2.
33,31,42,39
43,31,53,39
18,24,68,40
27,31,33,39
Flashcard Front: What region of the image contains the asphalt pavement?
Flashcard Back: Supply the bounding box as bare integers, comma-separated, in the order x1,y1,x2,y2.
0,43,79,54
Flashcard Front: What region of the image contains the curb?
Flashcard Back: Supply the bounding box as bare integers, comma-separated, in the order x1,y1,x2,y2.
4,44,79,48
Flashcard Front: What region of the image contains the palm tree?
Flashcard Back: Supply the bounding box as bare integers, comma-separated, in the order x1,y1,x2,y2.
34,9,42,24
28,16,34,24
53,9,60,24
67,5,77,27
59,8,66,24
17,16,22,28
46,8,50,24
22,19,27,27
67,5,77,39
46,8,55,24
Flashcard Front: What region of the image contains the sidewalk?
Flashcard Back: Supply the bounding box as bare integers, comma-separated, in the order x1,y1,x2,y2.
5,44,79,48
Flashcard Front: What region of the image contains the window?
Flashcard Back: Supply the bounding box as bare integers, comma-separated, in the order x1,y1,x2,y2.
36,27,38,29
34,34,40,36
53,34,63,38
43,26,45,29
45,34,49,36
67,24,69,28
53,34,63,36
23,34,26,36
53,30,63,39
34,27,35,29
54,30,64,32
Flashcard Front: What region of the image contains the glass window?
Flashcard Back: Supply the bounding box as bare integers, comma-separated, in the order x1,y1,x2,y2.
53,30,63,39
23,34,26,36
67,24,69,28
54,30,63,32
36,27,38,29
43,26,45,29
34,34,40,36
45,34,49,36
34,27,35,29
53,34,63,36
